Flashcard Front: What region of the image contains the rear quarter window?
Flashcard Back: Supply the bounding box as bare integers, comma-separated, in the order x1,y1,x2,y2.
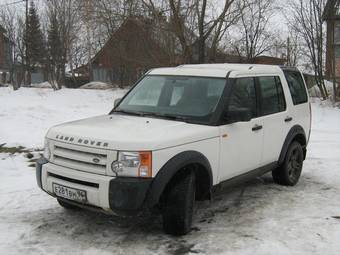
284,71,308,105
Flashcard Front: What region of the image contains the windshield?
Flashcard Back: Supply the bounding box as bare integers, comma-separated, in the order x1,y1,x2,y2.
115,75,226,124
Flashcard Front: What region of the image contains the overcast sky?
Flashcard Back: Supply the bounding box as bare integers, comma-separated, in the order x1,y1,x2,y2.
0,0,290,32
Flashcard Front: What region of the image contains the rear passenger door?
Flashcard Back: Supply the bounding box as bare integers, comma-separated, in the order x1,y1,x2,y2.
257,76,291,165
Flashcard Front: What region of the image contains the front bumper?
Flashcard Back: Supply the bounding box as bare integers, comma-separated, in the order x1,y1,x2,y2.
36,159,152,215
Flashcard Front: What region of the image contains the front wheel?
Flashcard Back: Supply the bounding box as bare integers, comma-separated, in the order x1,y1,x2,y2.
162,170,195,236
273,141,304,186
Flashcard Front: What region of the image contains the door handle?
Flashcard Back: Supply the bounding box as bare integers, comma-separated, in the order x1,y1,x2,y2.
284,116,293,122
252,124,263,131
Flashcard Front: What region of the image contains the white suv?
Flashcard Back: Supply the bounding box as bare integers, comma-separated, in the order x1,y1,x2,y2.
36,64,311,235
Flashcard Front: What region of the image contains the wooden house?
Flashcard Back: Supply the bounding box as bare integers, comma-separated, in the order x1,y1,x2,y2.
80,18,171,87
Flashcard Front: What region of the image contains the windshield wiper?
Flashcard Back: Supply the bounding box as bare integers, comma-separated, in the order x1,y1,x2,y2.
114,110,190,122
142,112,189,122
113,109,144,116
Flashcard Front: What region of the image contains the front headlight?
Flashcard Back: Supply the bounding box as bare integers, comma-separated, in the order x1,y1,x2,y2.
111,151,152,178
43,138,51,160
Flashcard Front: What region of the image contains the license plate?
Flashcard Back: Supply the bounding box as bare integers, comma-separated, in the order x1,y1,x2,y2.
52,183,87,203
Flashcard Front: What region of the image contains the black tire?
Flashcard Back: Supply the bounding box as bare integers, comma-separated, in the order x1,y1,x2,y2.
273,141,304,186
57,198,80,210
162,170,195,236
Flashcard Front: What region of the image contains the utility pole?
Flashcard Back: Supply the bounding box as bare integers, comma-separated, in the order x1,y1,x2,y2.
287,37,291,66
332,20,338,103
25,0,29,86
85,0,92,81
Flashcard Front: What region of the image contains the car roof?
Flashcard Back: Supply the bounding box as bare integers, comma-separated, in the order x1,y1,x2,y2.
148,63,287,78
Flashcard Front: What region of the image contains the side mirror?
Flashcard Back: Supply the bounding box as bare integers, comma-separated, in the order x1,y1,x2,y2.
114,98,122,108
224,107,252,124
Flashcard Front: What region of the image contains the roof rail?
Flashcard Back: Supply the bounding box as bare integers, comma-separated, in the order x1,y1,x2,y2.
279,66,299,72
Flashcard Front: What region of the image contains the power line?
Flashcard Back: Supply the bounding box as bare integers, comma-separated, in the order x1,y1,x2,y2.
0,0,26,8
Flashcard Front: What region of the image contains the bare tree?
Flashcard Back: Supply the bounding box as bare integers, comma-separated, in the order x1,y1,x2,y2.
232,0,275,61
195,0,238,63
45,0,80,88
0,6,31,89
142,0,239,63
287,0,328,99
46,9,61,89
0,6,17,88
286,32,304,67
92,0,144,34
207,1,241,62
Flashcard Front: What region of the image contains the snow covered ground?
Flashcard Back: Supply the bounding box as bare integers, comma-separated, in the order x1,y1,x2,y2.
0,87,127,149
1,87,340,255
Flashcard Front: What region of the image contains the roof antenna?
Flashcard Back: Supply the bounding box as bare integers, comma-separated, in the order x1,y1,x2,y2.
249,66,254,70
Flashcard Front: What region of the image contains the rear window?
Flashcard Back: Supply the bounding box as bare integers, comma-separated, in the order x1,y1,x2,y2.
284,71,308,105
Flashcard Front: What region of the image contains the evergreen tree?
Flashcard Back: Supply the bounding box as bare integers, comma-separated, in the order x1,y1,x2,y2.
25,1,46,72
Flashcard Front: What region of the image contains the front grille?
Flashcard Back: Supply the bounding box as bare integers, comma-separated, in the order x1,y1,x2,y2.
54,154,106,172
54,146,107,166
50,141,116,175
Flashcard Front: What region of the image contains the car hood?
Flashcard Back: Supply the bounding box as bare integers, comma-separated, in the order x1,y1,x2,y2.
46,114,218,151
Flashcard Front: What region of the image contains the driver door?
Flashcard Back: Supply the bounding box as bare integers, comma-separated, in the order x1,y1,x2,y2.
218,77,264,182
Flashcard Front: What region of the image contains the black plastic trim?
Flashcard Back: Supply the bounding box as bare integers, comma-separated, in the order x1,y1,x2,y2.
36,157,48,189
252,124,263,131
213,162,278,192
108,177,152,216
210,71,232,125
284,117,293,122
57,198,107,213
49,173,99,188
278,125,307,165
146,151,213,207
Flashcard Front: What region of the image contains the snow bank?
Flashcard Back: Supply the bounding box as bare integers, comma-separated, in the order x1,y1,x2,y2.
309,80,338,98
80,81,115,90
30,81,53,89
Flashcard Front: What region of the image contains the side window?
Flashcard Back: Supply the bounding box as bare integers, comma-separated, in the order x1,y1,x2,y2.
258,76,286,116
228,78,257,118
284,71,308,105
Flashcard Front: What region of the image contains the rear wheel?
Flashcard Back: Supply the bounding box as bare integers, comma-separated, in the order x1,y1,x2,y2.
162,170,195,236
273,141,304,186
57,198,80,210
